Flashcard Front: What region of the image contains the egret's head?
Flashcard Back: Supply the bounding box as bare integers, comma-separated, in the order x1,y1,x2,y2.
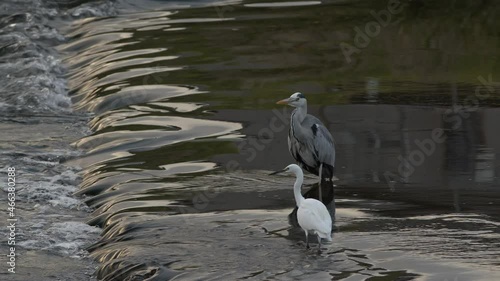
276,92,306,108
269,164,302,175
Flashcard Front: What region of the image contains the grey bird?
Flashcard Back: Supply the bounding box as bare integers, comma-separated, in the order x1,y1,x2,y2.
276,92,336,205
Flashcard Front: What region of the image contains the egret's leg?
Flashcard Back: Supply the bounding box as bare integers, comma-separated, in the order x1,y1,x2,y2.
317,235,322,254
304,230,309,249
318,163,323,201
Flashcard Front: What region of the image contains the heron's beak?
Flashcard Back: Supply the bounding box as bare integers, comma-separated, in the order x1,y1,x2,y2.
276,98,289,105
269,168,286,175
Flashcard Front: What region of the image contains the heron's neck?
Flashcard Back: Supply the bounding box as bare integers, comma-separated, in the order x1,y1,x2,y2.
293,171,305,207
292,104,307,123
291,106,307,139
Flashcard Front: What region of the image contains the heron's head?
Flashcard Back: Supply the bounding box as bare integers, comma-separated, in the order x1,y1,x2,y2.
276,92,306,108
269,164,302,176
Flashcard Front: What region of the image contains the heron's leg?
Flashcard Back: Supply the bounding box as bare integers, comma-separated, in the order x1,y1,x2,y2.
317,235,322,254
304,230,309,249
318,163,323,202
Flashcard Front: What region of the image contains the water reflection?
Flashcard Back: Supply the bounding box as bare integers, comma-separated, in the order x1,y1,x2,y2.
59,0,500,280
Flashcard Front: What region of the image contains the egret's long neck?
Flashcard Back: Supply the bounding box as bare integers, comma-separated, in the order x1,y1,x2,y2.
293,169,305,207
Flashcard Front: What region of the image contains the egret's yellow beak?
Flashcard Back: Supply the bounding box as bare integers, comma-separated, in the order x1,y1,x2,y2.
276,98,289,105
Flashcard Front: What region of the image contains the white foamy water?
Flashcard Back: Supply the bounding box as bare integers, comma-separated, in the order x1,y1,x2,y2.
0,0,121,115
0,0,127,279
0,135,100,279
0,147,99,254
18,221,101,257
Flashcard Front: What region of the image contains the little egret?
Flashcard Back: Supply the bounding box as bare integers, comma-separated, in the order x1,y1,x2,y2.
276,92,335,205
271,164,332,252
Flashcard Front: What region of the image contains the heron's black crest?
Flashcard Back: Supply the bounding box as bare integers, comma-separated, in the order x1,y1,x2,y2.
297,93,305,99
311,124,318,136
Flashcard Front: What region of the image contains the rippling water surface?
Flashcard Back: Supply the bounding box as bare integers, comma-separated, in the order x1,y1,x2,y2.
2,0,500,280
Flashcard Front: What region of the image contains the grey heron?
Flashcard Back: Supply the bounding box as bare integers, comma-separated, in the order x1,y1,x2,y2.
276,92,335,204
271,164,332,252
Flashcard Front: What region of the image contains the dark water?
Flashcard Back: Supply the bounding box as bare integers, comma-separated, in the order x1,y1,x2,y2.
2,0,500,280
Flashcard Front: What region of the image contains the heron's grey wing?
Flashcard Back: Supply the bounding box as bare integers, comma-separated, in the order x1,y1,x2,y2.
312,123,335,166
303,115,335,167
288,129,318,171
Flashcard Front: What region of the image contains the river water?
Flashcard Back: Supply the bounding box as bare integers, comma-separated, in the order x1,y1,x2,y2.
1,0,500,280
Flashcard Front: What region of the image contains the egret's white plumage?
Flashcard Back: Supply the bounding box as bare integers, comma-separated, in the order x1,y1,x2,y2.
271,164,332,251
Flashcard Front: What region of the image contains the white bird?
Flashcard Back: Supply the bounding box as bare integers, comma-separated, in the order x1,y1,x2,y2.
271,164,332,251
276,92,335,204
